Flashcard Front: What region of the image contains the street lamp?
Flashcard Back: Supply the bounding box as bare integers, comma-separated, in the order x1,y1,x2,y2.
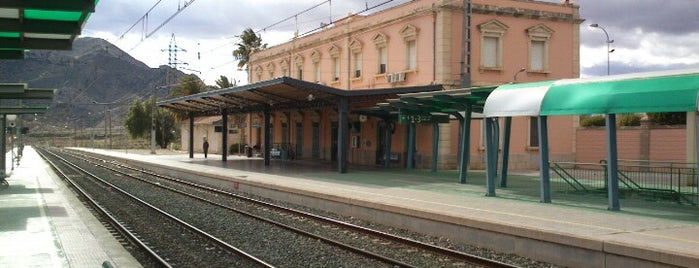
590,23,614,75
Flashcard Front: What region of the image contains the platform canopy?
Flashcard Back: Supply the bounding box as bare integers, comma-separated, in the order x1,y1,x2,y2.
484,68,699,117
158,76,442,115
482,68,699,211
0,83,55,114
0,0,97,59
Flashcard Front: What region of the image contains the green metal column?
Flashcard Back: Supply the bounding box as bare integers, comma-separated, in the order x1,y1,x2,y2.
338,98,348,173
264,108,271,166
485,117,497,196
538,116,551,203
221,109,228,161
1,115,6,179
460,103,473,183
695,112,699,197
406,121,415,170
605,114,620,210
384,121,393,168
188,113,194,159
431,121,439,173
500,117,512,187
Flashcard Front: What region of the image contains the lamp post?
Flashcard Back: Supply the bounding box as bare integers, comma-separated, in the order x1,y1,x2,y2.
590,23,614,75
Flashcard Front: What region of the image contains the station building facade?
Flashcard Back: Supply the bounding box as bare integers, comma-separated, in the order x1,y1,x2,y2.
197,0,583,170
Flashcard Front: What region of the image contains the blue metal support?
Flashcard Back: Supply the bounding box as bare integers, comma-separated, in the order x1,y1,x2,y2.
263,108,271,166
221,109,228,161
538,116,551,203
188,112,194,159
384,121,393,168
500,117,512,187
606,114,620,211
461,103,473,184
431,121,439,173
0,115,5,179
695,112,699,196
406,121,416,170
485,117,497,196
338,98,348,173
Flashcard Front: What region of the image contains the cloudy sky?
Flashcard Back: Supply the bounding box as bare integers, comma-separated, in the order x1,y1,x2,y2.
82,0,699,85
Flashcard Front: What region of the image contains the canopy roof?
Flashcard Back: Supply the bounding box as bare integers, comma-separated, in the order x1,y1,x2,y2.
158,76,442,116
0,0,97,59
484,68,699,117
0,83,55,114
365,86,496,118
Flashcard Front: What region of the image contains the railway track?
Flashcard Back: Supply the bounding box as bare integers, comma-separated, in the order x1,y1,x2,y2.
38,146,520,268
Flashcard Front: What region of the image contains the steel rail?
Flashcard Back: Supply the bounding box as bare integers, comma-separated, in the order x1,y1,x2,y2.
39,147,275,268
68,148,518,268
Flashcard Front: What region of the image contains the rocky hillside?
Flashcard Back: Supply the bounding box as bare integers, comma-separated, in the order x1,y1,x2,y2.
0,37,187,130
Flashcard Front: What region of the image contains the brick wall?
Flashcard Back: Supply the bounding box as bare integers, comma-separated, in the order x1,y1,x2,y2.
576,125,687,163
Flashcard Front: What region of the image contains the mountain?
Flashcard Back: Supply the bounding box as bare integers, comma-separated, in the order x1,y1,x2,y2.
0,37,187,130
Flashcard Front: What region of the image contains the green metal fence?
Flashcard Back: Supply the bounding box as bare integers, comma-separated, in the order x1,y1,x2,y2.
549,160,698,205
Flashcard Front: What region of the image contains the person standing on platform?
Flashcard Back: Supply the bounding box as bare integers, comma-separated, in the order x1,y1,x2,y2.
203,138,209,158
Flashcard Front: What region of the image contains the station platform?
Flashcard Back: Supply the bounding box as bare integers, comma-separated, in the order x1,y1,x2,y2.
3,146,698,267
77,147,698,268
0,147,141,268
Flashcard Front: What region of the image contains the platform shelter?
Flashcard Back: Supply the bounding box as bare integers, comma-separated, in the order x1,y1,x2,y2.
483,68,699,210
158,76,442,173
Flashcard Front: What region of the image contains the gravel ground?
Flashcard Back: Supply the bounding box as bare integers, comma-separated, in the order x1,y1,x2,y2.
57,148,560,267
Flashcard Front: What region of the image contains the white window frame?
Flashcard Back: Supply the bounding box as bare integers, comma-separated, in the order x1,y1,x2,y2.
310,50,321,83
350,39,362,79
373,33,388,74
329,45,341,83
527,24,554,73
478,20,508,71
400,25,418,71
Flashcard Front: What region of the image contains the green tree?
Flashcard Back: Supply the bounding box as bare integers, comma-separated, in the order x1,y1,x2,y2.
124,98,179,148
124,99,150,138
169,74,206,98
215,75,237,89
232,28,267,70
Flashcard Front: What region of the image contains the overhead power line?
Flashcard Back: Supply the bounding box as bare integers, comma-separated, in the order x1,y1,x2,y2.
114,0,198,52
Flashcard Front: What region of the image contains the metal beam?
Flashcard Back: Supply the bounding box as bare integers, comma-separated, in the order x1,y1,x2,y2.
0,0,96,12
0,107,49,114
0,18,80,35
0,83,26,93
0,89,54,99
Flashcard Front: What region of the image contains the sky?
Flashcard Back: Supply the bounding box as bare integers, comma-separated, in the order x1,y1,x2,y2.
82,0,699,86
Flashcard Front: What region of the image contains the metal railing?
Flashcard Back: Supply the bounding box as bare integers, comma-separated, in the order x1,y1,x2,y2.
549,160,698,205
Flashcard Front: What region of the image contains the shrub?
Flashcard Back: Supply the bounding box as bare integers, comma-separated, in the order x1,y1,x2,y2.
580,115,605,127
618,113,641,126
647,112,686,125
228,143,244,155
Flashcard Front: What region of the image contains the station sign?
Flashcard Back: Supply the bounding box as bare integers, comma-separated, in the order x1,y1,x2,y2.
398,110,449,124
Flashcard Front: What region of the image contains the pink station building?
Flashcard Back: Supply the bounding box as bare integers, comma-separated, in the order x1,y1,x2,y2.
195,0,586,170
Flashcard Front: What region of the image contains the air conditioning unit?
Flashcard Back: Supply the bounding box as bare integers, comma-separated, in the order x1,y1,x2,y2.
386,73,395,83
395,72,405,82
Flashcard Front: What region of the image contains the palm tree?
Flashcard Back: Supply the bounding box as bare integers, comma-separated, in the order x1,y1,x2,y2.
168,74,206,98
215,75,236,89
232,28,267,71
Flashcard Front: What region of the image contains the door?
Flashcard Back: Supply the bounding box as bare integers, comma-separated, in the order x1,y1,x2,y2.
295,122,303,158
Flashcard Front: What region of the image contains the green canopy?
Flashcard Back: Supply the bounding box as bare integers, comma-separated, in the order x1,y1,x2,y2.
484,69,699,117
0,1,98,59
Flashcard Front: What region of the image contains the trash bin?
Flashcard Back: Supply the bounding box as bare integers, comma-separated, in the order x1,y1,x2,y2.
245,146,253,157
